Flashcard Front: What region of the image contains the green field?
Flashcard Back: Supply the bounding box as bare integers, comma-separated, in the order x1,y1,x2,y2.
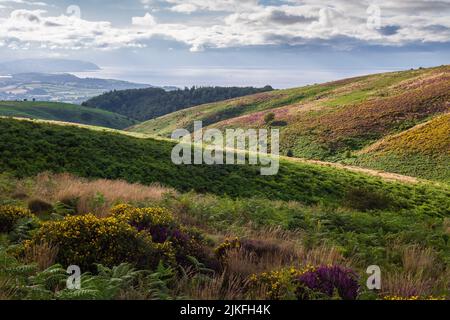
0,101,137,129
0,118,448,216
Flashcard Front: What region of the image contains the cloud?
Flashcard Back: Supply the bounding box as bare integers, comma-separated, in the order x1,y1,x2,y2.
0,1,449,53
132,12,156,26
0,0,48,7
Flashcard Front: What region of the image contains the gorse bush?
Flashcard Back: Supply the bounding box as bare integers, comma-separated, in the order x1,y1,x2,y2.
214,237,241,261
28,205,212,272
249,267,301,300
28,214,174,271
0,205,32,233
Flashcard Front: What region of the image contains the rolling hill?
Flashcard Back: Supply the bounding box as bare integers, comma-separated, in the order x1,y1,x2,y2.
130,65,450,181
351,113,450,183
0,117,449,217
84,86,274,121
0,101,137,129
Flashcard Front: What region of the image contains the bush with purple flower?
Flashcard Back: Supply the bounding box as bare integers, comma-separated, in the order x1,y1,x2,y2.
111,204,213,268
295,265,360,300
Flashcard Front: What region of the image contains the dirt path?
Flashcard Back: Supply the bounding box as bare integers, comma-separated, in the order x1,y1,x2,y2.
286,157,420,184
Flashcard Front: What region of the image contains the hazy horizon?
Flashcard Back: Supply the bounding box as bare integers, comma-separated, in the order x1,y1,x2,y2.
0,0,449,88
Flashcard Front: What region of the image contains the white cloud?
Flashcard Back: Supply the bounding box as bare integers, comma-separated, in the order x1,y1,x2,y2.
0,0,48,7
132,12,156,26
0,1,449,53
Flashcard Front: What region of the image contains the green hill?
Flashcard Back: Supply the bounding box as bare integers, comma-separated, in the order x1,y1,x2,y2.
0,101,137,129
351,113,450,183
131,66,450,163
83,86,274,121
0,118,448,217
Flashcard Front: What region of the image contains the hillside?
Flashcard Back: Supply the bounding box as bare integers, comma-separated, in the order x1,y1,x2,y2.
83,86,274,121
131,66,450,167
0,101,137,129
1,118,449,301
0,118,448,217
351,113,450,182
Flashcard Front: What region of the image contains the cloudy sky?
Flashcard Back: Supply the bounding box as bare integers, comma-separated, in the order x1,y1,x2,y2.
0,0,449,87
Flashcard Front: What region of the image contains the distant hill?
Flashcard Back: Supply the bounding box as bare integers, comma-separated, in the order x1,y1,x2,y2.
0,101,136,129
83,86,274,121
0,59,100,74
0,73,151,104
130,66,450,172
352,113,450,182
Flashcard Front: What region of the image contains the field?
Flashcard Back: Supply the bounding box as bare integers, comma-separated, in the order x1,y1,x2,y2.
130,66,450,180
0,101,136,129
0,67,449,301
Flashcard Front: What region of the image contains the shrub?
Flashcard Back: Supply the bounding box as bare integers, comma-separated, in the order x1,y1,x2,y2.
28,198,53,216
0,205,32,233
344,187,394,211
111,204,210,267
214,237,241,261
249,265,360,300
295,265,359,300
249,267,306,300
29,214,174,271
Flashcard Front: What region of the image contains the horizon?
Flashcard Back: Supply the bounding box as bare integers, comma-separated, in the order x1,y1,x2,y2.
0,1,449,88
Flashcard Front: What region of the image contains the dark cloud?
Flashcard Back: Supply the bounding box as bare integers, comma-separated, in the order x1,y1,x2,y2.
423,24,450,32
268,10,317,25
44,21,62,27
378,25,401,36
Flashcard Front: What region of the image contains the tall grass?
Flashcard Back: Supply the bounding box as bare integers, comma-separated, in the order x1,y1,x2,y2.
21,173,175,216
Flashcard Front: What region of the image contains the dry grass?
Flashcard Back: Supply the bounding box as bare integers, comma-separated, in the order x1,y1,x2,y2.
401,245,437,276
381,272,434,297
0,278,16,300
382,244,448,297
23,242,58,271
20,172,175,216
217,226,349,279
178,271,248,300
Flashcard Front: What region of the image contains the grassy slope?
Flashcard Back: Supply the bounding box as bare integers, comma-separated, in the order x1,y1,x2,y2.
129,84,339,136
0,101,137,129
130,66,450,164
350,113,450,183
0,118,449,217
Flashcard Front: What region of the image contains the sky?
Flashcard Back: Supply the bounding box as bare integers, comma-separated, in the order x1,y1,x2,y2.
0,0,449,88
